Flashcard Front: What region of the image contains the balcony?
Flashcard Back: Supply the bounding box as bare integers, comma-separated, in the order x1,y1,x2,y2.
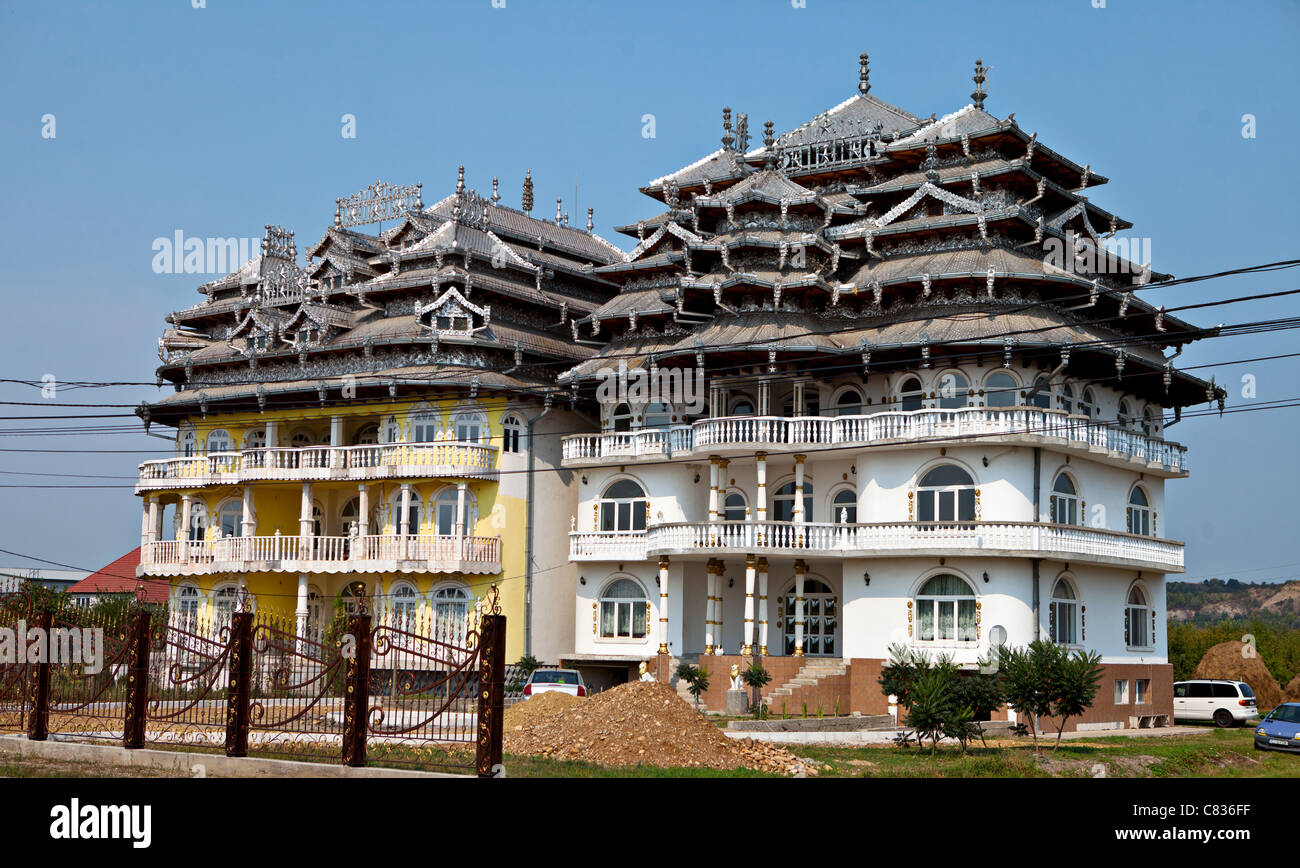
139,533,502,577
568,520,1184,572
136,442,498,492
560,408,1187,475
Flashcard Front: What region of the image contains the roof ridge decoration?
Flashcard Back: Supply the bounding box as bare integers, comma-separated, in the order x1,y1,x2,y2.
971,58,991,110
484,229,538,271
522,169,534,214
416,284,491,339
859,52,870,95
335,179,422,229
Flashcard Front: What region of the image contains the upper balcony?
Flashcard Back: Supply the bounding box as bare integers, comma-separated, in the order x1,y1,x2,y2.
568,520,1185,573
560,408,1187,476
136,442,498,493
138,533,502,577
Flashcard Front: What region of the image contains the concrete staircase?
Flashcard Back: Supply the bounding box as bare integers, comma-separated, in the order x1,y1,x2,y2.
763,659,849,713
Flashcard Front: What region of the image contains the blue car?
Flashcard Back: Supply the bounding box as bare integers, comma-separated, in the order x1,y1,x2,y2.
1254,702,1300,753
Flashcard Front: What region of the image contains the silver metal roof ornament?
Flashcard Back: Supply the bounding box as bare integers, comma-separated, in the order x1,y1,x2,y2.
971,58,991,109
490,177,500,206
858,52,870,96
522,169,534,214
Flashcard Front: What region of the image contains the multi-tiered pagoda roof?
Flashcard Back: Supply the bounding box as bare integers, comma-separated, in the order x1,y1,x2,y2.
559,54,1226,413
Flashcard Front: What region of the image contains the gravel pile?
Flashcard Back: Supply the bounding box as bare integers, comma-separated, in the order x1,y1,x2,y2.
503,680,813,775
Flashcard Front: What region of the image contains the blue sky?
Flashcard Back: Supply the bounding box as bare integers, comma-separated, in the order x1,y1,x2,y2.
0,0,1297,583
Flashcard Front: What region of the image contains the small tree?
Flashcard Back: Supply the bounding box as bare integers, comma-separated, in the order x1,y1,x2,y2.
999,640,1065,755
675,663,710,711
905,670,952,755
1049,649,1104,750
740,661,772,717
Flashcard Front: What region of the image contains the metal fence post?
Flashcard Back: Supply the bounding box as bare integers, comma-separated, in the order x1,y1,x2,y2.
123,607,152,749
224,610,253,757
341,612,372,767
26,610,52,742
475,612,506,778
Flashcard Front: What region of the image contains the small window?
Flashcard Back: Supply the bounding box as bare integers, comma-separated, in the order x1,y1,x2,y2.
1060,385,1075,415
206,429,232,453
353,424,379,446
1050,578,1078,645
1051,473,1079,525
773,481,813,523
1114,679,1129,704
1118,399,1133,430
915,574,977,642
731,397,756,417
835,389,863,416
723,491,747,522
502,413,524,453
1028,376,1051,410
1079,388,1096,418
411,412,439,443
390,584,419,627
1125,585,1150,647
644,403,673,428
452,410,487,443
985,372,1018,409
1127,486,1152,536
599,480,647,532
599,578,648,639
832,488,857,523
1135,679,1150,705
611,403,633,432
916,464,975,523
898,377,924,411
1212,683,1239,699
937,373,970,410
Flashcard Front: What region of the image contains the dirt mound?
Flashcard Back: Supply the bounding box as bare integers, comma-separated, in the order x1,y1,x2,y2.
503,680,812,775
504,691,583,728
1191,641,1283,710
1285,675,1300,703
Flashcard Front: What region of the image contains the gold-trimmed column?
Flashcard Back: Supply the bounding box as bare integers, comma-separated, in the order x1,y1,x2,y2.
792,558,807,656
657,556,670,655
757,557,769,656
705,558,722,655
708,456,720,522
714,560,725,655
755,452,767,521
742,554,756,655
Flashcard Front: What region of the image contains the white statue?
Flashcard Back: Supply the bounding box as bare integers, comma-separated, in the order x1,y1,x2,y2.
729,663,742,691
638,661,655,682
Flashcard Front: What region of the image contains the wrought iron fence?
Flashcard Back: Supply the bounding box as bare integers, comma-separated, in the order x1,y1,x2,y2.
0,585,506,777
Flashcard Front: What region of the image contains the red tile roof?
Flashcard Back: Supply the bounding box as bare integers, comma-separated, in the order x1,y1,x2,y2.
66,548,168,604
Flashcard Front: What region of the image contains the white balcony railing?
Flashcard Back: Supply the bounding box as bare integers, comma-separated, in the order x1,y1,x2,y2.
137,441,498,490
561,408,1187,472
568,520,1185,570
139,533,502,575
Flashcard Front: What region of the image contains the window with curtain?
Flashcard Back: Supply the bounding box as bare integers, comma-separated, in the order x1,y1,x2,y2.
1050,578,1078,644
915,574,977,642
212,585,239,626
1050,473,1080,525
390,584,419,627
217,501,242,538
985,372,1018,408
599,480,647,531
452,410,486,443
599,578,648,639
832,488,857,523
176,585,199,630
1127,486,1152,536
433,585,471,642
206,429,232,453
916,465,976,523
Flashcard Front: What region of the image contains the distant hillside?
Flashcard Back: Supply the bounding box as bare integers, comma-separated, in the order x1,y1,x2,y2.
1167,579,1300,629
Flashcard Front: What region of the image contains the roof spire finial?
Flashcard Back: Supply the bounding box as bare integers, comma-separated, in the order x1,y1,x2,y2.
721,106,734,151
522,169,534,214
555,197,563,225
735,112,749,153
972,58,991,110
456,164,465,196
762,119,776,168
333,198,342,228
586,207,594,233
859,52,870,95
490,176,500,206
415,182,423,210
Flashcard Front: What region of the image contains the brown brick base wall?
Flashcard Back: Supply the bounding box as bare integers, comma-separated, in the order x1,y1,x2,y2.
1037,662,1173,734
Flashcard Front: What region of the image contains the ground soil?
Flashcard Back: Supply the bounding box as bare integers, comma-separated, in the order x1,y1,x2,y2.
503,681,815,775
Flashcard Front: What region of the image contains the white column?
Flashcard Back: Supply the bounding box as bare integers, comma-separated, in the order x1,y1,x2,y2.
793,559,807,656
708,456,720,522
455,481,467,538
295,573,309,649
758,557,769,656
241,485,255,537
714,561,724,655
792,455,806,524
743,554,756,656
357,484,370,537
658,556,670,655
179,495,193,562
299,482,314,538
399,483,412,559
140,497,152,550
150,498,163,543
265,419,279,448
329,415,344,468
793,380,805,415
758,379,770,416
755,452,767,522
704,560,719,654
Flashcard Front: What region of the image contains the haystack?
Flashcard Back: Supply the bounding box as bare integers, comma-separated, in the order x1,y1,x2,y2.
1285,674,1300,703
1191,640,1282,710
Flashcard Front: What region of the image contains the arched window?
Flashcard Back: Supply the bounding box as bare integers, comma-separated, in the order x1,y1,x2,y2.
383,415,401,444
306,589,325,646
353,423,379,446
341,581,367,617
599,578,648,639
179,429,198,457
410,411,439,443
311,502,324,537
390,491,423,535
1141,407,1156,437
206,429,232,453
898,376,925,411
780,578,838,656
452,409,487,443
1127,485,1152,536
599,480,647,532
1050,472,1080,525
773,481,813,522
1078,388,1096,418
1125,585,1151,647
341,497,360,535
985,372,1018,409
832,488,857,523
501,413,524,452
937,372,970,410
1118,399,1133,430
731,396,756,417
290,430,313,448
916,465,975,523
212,585,240,627
835,389,863,416
781,392,819,418
1028,376,1052,410
176,585,200,630
217,500,242,538
181,505,208,542
915,574,977,642
243,428,266,450
644,403,673,428
434,488,477,535
390,583,420,627
611,403,633,432
432,585,472,641
1050,578,1079,644
723,491,747,522
1060,385,1075,415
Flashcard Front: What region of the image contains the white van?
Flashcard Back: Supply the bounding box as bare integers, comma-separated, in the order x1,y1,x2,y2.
1172,680,1259,727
